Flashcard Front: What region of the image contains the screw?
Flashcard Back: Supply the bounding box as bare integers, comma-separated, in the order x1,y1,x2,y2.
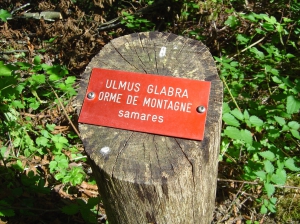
87,92,95,99
196,106,206,113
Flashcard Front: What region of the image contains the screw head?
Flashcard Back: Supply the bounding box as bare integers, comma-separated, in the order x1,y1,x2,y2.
87,92,95,99
196,106,206,113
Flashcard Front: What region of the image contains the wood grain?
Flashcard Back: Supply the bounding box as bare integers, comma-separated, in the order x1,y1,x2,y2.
77,31,223,224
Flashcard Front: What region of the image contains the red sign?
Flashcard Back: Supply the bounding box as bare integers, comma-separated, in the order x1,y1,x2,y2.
78,68,211,140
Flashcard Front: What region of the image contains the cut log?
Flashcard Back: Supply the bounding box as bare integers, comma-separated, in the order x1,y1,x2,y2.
77,31,223,224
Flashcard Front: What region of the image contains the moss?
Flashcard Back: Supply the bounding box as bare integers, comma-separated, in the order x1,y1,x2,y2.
276,174,300,222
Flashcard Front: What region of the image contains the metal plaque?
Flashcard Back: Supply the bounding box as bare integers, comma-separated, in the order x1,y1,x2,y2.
79,68,211,140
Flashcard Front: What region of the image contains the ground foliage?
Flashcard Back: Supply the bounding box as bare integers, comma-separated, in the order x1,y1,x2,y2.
0,0,299,223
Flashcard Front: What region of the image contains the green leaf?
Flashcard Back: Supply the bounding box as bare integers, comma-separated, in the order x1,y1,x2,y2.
256,28,266,34
263,15,277,24
41,129,51,138
271,169,286,185
262,22,275,31
45,65,68,81
284,158,300,171
236,34,250,45
274,116,285,126
230,108,244,121
288,121,300,130
61,204,79,215
87,197,100,208
33,56,41,65
0,61,17,76
32,74,46,85
255,171,266,180
264,160,274,174
222,102,231,113
259,151,275,161
225,15,240,28
286,53,295,59
15,62,31,70
286,96,300,114
68,167,85,185
65,76,76,85
241,13,257,22
29,101,40,110
12,100,25,109
240,129,253,145
0,9,11,22
265,66,279,76
46,124,56,131
270,197,277,205
224,126,241,140
250,47,265,59
36,136,49,147
223,113,240,127
0,147,7,158
265,183,275,197
0,200,15,217
55,155,69,170
290,130,300,139
244,110,250,120
267,201,276,213
272,76,282,84
52,135,69,151
250,116,264,127
49,161,57,173
55,172,65,180
260,204,268,214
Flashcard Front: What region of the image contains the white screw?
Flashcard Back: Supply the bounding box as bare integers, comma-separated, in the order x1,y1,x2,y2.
196,106,206,113
87,92,95,99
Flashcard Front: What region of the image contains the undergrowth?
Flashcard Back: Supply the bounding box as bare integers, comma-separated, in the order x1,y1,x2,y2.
0,8,100,221
1,0,300,223
216,2,300,217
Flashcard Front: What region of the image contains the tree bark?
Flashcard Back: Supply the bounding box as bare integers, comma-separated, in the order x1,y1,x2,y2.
77,31,223,224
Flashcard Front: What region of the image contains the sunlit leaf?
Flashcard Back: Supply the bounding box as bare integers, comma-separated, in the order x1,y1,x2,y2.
223,113,240,127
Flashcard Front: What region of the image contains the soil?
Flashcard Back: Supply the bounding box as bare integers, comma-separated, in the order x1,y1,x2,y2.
0,0,288,223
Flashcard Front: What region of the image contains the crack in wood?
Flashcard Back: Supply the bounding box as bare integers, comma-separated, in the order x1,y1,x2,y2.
174,138,196,222
125,36,148,73
77,31,222,224
111,132,134,178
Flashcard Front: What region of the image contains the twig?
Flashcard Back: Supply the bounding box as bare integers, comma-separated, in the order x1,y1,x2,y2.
48,83,81,139
0,204,59,212
288,189,298,214
221,76,241,111
230,37,265,59
98,21,122,31
218,178,258,185
19,112,51,118
217,178,300,190
223,182,245,220
0,50,29,54
11,3,31,15
97,0,167,31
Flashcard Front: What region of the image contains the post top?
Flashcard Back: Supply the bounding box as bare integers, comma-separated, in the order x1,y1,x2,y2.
77,32,223,183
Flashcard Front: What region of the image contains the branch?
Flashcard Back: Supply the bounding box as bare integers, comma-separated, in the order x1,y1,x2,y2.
97,0,169,31
48,84,81,138
22,11,62,21
9,3,62,22
218,178,300,190
230,36,266,59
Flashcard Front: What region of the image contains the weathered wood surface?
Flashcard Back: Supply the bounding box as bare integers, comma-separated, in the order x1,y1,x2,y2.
77,31,223,224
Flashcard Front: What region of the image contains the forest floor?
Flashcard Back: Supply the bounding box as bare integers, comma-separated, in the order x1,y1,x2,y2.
1,0,298,223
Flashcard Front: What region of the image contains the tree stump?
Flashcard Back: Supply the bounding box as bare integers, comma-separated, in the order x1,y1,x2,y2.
76,31,223,224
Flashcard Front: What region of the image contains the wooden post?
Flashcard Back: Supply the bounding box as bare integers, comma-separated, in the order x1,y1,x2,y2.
76,32,223,224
